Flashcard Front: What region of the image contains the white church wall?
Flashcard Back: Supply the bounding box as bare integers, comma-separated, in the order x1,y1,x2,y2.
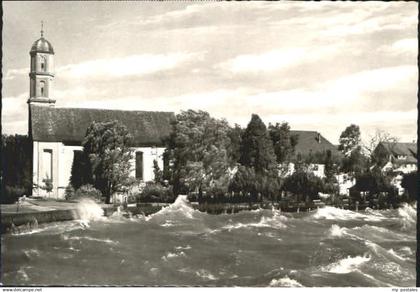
129,146,165,182
33,141,60,198
57,145,83,198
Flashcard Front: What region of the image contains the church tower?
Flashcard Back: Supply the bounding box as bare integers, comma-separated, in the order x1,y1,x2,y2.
28,22,56,106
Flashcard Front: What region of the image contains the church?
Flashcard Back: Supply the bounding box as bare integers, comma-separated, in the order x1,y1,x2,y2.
28,30,174,198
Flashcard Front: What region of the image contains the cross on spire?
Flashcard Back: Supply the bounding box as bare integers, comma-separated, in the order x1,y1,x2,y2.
41,20,44,38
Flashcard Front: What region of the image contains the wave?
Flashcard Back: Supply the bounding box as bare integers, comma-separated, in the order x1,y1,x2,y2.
223,213,288,231
328,224,347,238
398,203,416,230
161,251,186,261
145,195,199,222
74,199,105,224
312,206,384,221
195,269,219,281
269,275,304,287
62,234,119,245
322,254,371,274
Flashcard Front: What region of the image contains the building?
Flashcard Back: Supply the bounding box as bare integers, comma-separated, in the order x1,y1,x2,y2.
287,131,341,178
28,30,174,198
374,142,417,174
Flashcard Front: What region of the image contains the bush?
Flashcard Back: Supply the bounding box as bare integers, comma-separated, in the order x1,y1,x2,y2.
137,182,174,203
64,185,75,201
1,185,26,204
66,184,103,202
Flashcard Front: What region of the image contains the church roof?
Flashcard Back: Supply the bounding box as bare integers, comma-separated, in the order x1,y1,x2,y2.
290,130,340,157
30,105,175,147
30,37,54,54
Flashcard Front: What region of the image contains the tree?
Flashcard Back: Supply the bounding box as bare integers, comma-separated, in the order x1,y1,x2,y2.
268,122,298,164
350,169,398,206
401,172,417,202
82,120,133,204
239,114,277,174
229,165,281,202
167,110,232,196
227,124,243,165
341,146,368,175
338,124,361,157
70,150,93,190
152,159,163,184
362,129,398,158
1,135,32,203
282,170,324,202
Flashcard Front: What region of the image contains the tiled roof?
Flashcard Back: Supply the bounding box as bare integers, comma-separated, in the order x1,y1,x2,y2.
290,130,340,157
30,105,175,147
381,142,417,157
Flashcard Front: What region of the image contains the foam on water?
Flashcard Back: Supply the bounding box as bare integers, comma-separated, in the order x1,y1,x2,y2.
328,224,347,238
269,275,304,287
323,254,371,274
146,195,197,221
313,206,384,221
161,251,186,261
62,234,119,245
74,199,105,225
398,203,416,230
195,269,218,280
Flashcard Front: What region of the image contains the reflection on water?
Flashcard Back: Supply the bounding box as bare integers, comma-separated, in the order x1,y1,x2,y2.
1,196,416,287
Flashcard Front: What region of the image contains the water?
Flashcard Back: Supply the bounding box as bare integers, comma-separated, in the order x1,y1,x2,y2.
1,196,416,287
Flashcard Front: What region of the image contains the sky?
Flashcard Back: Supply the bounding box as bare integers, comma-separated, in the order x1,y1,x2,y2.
2,1,418,144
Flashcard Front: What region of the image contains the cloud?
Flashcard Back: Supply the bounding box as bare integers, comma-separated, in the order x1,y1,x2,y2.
217,45,341,74
4,68,28,80
378,38,418,56
56,52,201,79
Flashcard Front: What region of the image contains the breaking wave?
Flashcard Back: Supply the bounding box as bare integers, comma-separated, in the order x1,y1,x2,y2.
322,254,371,274
313,206,384,222
269,275,304,287
74,199,105,226
398,203,416,230
146,195,198,222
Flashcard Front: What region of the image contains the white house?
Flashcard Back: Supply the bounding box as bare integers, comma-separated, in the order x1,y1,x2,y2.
28,30,174,199
375,142,417,174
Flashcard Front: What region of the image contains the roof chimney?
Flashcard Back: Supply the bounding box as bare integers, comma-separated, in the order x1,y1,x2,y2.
317,132,321,144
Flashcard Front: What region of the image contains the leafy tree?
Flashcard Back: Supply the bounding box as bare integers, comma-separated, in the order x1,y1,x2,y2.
167,110,231,196
282,170,323,202
338,124,361,157
268,122,298,164
227,124,243,165
239,114,277,174
350,169,397,205
324,150,335,179
341,146,368,175
1,135,32,202
401,172,417,202
70,150,93,190
82,120,133,204
229,165,281,202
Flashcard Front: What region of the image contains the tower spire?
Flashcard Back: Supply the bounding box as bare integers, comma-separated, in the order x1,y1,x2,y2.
41,21,44,38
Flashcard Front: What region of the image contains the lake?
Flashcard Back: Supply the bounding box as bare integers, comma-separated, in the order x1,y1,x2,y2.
1,196,416,287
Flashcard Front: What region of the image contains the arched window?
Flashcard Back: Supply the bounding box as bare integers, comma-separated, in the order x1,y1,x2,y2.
40,81,46,96
40,55,46,72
